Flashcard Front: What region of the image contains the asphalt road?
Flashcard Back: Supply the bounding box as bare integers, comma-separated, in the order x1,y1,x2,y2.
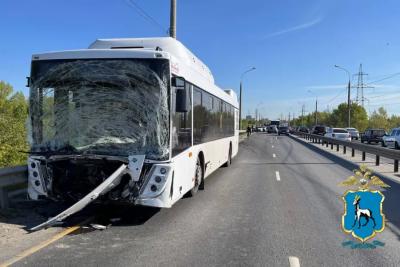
12,134,400,267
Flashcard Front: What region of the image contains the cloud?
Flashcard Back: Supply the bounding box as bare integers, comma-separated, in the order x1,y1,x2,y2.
263,17,322,39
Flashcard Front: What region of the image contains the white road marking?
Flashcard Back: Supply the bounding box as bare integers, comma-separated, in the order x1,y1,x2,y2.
273,153,276,158
288,256,300,267
275,171,281,181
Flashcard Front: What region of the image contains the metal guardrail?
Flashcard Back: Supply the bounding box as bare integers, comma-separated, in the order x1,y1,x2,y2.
293,132,400,173
0,165,28,209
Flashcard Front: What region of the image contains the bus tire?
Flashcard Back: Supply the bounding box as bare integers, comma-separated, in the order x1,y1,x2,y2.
188,157,203,197
223,144,232,167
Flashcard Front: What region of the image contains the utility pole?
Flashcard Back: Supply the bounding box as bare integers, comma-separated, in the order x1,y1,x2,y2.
334,65,352,128
239,67,256,129
347,80,351,127
169,0,177,38
307,90,318,126
315,98,318,125
301,105,305,126
239,82,242,129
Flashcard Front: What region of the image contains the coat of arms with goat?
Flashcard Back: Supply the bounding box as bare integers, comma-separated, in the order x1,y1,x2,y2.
340,165,390,242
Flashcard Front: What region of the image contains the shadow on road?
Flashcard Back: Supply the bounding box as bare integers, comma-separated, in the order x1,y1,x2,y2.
0,199,160,234
89,204,160,227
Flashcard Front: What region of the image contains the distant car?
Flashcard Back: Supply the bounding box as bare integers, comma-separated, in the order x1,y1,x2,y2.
382,128,400,149
312,125,328,136
267,125,278,134
361,128,386,144
278,126,289,135
346,128,360,140
298,126,310,133
324,128,351,141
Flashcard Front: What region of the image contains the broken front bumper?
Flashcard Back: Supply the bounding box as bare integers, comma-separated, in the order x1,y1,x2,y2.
28,155,174,230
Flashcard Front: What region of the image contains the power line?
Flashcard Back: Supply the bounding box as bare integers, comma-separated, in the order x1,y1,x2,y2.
366,72,400,85
324,88,347,104
125,0,167,35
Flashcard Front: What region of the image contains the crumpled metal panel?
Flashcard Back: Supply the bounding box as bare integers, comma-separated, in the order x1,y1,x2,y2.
29,59,170,160
30,164,128,231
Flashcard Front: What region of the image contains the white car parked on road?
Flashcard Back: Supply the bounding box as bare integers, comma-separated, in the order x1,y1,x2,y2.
382,127,400,149
346,128,360,140
324,128,351,142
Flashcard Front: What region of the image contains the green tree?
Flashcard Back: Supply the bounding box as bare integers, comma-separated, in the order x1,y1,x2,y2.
368,107,390,130
388,114,400,130
330,102,368,131
0,81,29,168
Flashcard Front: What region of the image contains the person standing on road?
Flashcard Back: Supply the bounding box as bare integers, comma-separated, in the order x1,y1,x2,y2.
247,126,252,137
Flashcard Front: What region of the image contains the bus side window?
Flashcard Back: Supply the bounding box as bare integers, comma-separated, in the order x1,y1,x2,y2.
193,88,203,145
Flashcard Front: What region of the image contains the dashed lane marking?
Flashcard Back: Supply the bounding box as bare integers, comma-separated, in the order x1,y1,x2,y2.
288,256,300,267
275,171,281,181
273,153,276,158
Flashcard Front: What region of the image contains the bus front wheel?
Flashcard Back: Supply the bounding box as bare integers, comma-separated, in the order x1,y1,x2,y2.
188,157,203,197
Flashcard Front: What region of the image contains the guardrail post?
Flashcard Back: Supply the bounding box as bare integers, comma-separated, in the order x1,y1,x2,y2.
0,188,9,209
343,146,346,154
395,160,399,173
351,148,355,157
336,144,339,151
362,152,366,161
376,155,380,166
331,143,334,150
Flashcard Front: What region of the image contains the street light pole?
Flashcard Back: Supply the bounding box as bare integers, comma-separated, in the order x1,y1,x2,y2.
334,65,351,128
239,67,256,129
308,90,318,126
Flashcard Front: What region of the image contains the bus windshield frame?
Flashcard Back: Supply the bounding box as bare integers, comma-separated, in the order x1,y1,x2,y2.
29,58,171,161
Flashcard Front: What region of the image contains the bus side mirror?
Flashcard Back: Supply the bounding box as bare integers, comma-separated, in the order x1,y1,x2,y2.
172,76,185,88
176,88,189,113
173,77,189,113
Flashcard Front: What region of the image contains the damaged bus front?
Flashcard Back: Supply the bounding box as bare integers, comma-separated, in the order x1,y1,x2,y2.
27,54,175,223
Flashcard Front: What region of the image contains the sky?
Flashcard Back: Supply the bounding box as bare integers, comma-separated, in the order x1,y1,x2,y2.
1,0,400,120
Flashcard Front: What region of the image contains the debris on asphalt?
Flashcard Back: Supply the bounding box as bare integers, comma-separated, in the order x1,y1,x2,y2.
90,223,108,230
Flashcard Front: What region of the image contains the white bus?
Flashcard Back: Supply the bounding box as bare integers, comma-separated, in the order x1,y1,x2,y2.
27,37,239,229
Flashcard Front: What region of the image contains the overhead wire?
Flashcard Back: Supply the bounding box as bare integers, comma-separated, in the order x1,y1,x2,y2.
323,88,347,105
365,72,400,85
125,0,167,35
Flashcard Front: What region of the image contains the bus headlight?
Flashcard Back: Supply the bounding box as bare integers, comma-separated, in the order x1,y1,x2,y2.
160,167,167,174
140,165,170,198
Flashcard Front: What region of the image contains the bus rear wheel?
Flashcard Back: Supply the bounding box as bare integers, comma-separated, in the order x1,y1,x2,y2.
188,157,203,197
223,145,232,167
